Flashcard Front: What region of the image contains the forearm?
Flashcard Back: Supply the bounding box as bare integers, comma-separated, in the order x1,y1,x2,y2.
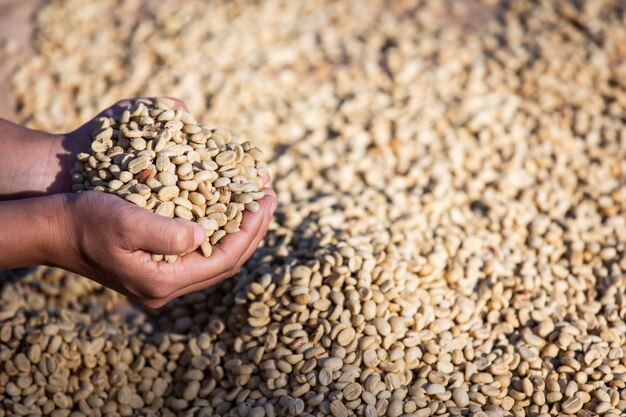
0,118,72,199
0,194,69,269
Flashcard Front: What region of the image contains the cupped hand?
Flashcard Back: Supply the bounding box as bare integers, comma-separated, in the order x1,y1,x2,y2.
56,188,275,309
50,97,276,308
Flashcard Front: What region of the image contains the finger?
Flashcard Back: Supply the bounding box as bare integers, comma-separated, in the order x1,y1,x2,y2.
126,189,276,307
159,190,277,301
188,189,275,281
102,97,188,116
153,208,274,305
163,97,189,111
154,189,276,287
88,97,187,126
153,264,236,306
91,98,143,124
72,96,190,141
118,204,205,255
72,99,141,137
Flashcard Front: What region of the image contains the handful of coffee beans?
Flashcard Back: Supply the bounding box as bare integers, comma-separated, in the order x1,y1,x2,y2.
70,97,268,263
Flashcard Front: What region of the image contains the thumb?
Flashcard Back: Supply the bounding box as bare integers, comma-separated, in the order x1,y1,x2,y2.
123,210,205,255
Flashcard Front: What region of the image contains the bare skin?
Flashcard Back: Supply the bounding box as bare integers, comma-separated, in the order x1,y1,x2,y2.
0,98,276,308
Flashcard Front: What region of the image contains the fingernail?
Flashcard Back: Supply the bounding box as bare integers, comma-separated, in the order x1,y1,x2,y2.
193,224,206,247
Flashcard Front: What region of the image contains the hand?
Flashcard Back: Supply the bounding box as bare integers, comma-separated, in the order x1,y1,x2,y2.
55,188,276,309
0,97,277,308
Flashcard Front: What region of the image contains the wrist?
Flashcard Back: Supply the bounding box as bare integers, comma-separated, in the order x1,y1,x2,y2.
22,130,84,196
0,194,73,269
0,118,71,198
37,193,77,268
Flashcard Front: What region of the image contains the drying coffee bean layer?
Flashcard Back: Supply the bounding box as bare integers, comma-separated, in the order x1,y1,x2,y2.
3,0,626,417
70,97,267,263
